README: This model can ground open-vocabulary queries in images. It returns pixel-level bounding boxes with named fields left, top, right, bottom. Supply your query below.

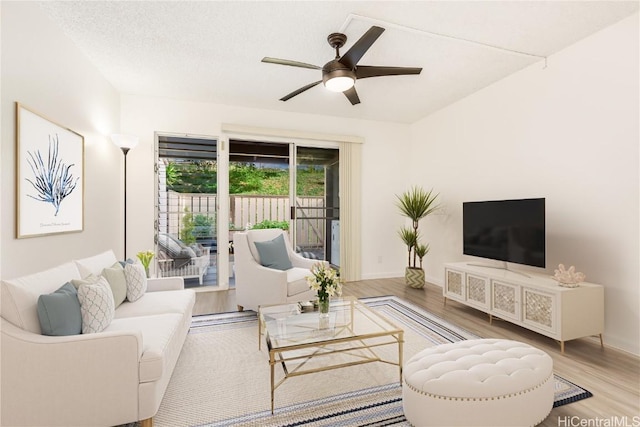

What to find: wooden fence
left=159, top=192, right=325, bottom=249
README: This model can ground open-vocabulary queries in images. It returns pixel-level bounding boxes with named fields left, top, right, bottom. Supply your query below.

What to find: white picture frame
left=16, top=103, right=84, bottom=238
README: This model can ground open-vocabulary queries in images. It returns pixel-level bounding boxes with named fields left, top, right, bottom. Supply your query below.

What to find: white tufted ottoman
left=402, top=339, right=554, bottom=427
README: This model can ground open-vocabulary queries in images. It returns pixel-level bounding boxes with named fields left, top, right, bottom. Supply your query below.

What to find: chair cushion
left=158, top=233, right=194, bottom=268
left=253, top=234, right=293, bottom=271
left=37, top=282, right=82, bottom=336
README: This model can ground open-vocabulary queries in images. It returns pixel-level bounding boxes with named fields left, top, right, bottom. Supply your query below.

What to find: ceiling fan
left=262, top=26, right=422, bottom=105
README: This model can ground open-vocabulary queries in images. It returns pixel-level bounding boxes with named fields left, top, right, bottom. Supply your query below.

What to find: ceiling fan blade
left=356, top=66, right=422, bottom=79
left=262, top=57, right=321, bottom=70
left=343, top=86, right=360, bottom=105
left=339, top=26, right=385, bottom=69
left=280, top=80, right=322, bottom=101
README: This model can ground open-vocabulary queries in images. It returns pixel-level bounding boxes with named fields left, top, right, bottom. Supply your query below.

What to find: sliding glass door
left=156, top=134, right=219, bottom=288
left=228, top=139, right=290, bottom=239
left=228, top=140, right=339, bottom=266
left=293, top=146, right=340, bottom=266
left=155, top=135, right=340, bottom=290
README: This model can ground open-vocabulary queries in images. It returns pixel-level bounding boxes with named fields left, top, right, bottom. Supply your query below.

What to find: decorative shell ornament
left=553, top=264, right=586, bottom=288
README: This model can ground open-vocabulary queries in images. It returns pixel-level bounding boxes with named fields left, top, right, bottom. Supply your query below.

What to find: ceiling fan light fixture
left=322, top=65, right=356, bottom=92
left=265, top=26, right=420, bottom=104
left=324, top=75, right=355, bottom=92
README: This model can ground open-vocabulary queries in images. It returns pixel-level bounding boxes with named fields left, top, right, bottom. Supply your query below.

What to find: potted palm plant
left=397, top=186, right=440, bottom=288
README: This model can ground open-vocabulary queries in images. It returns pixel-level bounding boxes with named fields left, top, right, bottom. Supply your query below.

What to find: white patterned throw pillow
left=77, top=276, right=115, bottom=334
left=124, top=262, right=147, bottom=302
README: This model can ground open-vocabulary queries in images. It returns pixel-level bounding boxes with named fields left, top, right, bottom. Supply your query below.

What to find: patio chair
left=233, top=228, right=327, bottom=311
left=157, top=233, right=211, bottom=285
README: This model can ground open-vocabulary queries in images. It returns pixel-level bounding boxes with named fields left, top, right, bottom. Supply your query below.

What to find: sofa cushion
left=77, top=276, right=115, bottom=334
left=114, top=289, right=196, bottom=319
left=253, top=234, right=293, bottom=271
left=75, top=250, right=118, bottom=278
left=105, top=313, right=185, bottom=383
left=1, top=261, right=82, bottom=334
left=37, top=282, right=82, bottom=336
left=124, top=263, right=148, bottom=302
left=286, top=267, right=313, bottom=296
left=101, top=262, right=128, bottom=308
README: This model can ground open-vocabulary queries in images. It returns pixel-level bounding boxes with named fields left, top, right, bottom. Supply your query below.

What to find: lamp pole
left=110, top=134, right=139, bottom=260
left=121, top=147, right=130, bottom=259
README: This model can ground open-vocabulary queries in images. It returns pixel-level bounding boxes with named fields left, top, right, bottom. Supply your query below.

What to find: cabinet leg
left=489, top=314, right=493, bottom=325
left=560, top=341, right=565, bottom=354
left=443, top=296, right=447, bottom=306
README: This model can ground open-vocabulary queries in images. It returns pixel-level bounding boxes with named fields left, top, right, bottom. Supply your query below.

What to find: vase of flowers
left=318, top=298, right=330, bottom=316
left=137, top=250, right=155, bottom=278
left=306, top=262, right=342, bottom=319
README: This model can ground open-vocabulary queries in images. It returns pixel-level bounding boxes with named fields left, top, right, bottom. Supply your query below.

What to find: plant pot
left=405, top=267, right=425, bottom=289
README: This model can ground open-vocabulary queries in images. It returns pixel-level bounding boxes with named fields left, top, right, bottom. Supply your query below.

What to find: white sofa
left=233, top=229, right=327, bottom=311
left=0, top=250, right=196, bottom=427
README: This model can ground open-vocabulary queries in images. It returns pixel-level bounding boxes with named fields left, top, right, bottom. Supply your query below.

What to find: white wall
left=120, top=95, right=411, bottom=280
left=0, top=2, right=121, bottom=278
left=410, top=14, right=639, bottom=355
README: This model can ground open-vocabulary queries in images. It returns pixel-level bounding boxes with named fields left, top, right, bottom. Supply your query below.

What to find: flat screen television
left=463, top=198, right=545, bottom=268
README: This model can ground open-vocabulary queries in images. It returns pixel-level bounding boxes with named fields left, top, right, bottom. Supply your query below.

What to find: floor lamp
left=110, top=134, right=139, bottom=259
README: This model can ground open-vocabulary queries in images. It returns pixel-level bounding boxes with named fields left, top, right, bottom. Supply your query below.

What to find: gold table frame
left=258, top=297, right=404, bottom=414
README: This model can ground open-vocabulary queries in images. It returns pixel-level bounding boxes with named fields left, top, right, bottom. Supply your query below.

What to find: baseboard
left=359, top=272, right=444, bottom=287
left=426, top=274, right=444, bottom=287
left=360, top=271, right=405, bottom=280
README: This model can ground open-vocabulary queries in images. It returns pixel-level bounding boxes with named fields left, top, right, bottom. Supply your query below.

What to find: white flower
left=306, top=262, right=342, bottom=300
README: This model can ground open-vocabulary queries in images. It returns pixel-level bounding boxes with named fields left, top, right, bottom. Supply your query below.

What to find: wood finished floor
left=194, top=278, right=640, bottom=426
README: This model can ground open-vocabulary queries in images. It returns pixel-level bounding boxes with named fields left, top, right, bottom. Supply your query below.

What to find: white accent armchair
left=233, top=229, right=328, bottom=311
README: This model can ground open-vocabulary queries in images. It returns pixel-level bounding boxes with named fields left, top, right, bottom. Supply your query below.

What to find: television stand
left=444, top=262, right=604, bottom=353
left=466, top=261, right=532, bottom=278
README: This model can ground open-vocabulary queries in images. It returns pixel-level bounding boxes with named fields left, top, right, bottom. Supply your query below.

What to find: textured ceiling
left=39, top=1, right=638, bottom=124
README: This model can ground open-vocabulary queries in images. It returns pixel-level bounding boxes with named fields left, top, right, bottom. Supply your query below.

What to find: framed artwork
left=16, top=103, right=84, bottom=238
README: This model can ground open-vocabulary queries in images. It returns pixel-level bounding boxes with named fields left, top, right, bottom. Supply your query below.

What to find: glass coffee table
left=258, top=296, right=404, bottom=413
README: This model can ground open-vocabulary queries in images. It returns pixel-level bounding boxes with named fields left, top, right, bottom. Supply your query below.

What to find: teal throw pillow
left=118, top=258, right=135, bottom=268
left=37, top=282, right=82, bottom=336
left=253, top=234, right=293, bottom=271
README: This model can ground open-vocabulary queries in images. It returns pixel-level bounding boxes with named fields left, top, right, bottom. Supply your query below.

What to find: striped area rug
left=151, top=296, right=591, bottom=427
